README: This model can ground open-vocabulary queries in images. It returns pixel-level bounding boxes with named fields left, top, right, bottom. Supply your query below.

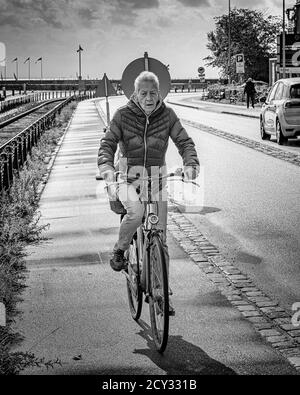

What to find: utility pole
left=283, top=0, right=286, bottom=78
left=228, top=0, right=231, bottom=84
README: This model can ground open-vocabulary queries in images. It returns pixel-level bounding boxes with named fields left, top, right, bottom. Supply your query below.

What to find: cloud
left=176, top=0, right=211, bottom=7
left=0, top=0, right=162, bottom=30
left=116, top=0, right=159, bottom=9
left=0, top=0, right=67, bottom=28
left=156, top=16, right=173, bottom=28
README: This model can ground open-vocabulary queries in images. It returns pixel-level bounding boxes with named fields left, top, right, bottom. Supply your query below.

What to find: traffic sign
left=199, top=77, right=205, bottom=83
left=96, top=74, right=116, bottom=97
left=96, top=73, right=117, bottom=126
left=121, top=52, right=171, bottom=99
left=198, top=66, right=205, bottom=75
left=236, top=53, right=245, bottom=73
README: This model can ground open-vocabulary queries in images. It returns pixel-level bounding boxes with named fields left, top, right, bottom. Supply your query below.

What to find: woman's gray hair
left=134, top=71, right=159, bottom=92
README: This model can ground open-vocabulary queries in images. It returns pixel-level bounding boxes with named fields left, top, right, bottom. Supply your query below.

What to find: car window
left=290, top=84, right=300, bottom=99
left=267, top=83, right=278, bottom=102
left=274, top=83, right=284, bottom=100
left=282, top=84, right=289, bottom=99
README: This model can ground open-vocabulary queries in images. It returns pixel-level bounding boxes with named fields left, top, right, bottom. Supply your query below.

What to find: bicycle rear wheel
left=148, top=234, right=169, bottom=353
left=126, top=237, right=143, bottom=321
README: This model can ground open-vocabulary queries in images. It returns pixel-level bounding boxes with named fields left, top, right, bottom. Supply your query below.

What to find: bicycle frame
left=137, top=198, right=163, bottom=299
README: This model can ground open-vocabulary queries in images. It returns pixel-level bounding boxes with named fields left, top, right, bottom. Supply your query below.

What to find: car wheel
left=260, top=119, right=270, bottom=140
left=276, top=120, right=287, bottom=145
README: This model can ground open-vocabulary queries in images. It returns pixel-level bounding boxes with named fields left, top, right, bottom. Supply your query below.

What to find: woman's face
left=136, top=80, right=159, bottom=115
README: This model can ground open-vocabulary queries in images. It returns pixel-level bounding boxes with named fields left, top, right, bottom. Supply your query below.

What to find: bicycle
left=105, top=169, right=199, bottom=353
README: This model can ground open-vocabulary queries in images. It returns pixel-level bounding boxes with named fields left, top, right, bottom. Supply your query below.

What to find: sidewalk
left=14, top=98, right=297, bottom=375
left=167, top=95, right=261, bottom=119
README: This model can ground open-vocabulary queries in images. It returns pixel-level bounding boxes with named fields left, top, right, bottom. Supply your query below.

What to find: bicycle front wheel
left=126, top=238, right=143, bottom=321
left=148, top=234, right=169, bottom=353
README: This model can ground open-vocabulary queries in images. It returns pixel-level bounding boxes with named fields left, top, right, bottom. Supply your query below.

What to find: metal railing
left=0, top=90, right=96, bottom=113
left=0, top=92, right=94, bottom=192
left=0, top=93, right=42, bottom=113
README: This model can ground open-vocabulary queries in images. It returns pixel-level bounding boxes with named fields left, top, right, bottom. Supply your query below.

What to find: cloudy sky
left=0, top=0, right=291, bottom=80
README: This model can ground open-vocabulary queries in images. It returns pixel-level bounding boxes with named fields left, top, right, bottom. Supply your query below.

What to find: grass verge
left=0, top=100, right=77, bottom=374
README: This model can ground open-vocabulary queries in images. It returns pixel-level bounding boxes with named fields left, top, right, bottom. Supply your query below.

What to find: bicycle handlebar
left=106, top=170, right=200, bottom=188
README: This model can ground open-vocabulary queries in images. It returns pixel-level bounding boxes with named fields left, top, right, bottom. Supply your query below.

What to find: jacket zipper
left=143, top=116, right=149, bottom=170
left=140, top=116, right=149, bottom=197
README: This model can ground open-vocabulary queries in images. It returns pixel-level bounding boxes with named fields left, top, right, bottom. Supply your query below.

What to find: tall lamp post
left=228, top=0, right=231, bottom=84
left=77, top=45, right=83, bottom=80
left=283, top=0, right=286, bottom=78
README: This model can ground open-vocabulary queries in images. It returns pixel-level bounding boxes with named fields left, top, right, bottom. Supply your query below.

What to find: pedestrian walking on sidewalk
left=244, top=78, right=256, bottom=109
left=97, top=71, right=200, bottom=313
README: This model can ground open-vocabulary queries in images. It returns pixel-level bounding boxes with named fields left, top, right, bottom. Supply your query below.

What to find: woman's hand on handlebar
left=184, top=166, right=199, bottom=181
left=103, top=170, right=115, bottom=184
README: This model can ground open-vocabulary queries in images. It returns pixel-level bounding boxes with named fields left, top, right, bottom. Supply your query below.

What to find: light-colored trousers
left=115, top=182, right=169, bottom=266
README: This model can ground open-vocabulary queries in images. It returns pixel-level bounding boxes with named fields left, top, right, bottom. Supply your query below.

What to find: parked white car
left=260, top=78, right=300, bottom=145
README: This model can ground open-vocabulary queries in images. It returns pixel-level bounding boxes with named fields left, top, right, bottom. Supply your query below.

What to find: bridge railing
left=0, top=93, right=94, bottom=192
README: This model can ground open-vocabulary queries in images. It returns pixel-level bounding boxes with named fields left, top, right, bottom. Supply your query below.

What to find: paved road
left=167, top=94, right=300, bottom=155
left=102, top=95, right=300, bottom=312
left=15, top=99, right=296, bottom=375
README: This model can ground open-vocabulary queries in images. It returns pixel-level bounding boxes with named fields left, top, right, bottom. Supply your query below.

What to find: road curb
left=221, top=110, right=259, bottom=119
left=181, top=118, right=300, bottom=167
left=167, top=100, right=260, bottom=119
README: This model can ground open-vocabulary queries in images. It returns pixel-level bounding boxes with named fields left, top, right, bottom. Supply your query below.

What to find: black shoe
left=110, top=249, right=127, bottom=272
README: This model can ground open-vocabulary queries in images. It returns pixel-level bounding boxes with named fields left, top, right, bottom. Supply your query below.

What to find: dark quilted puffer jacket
left=97, top=97, right=199, bottom=176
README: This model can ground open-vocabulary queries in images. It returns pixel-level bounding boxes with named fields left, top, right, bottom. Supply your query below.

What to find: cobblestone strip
left=167, top=207, right=300, bottom=372
left=179, top=118, right=300, bottom=168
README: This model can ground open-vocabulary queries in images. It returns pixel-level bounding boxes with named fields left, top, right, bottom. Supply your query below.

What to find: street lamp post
left=283, top=0, right=286, bottom=78
left=77, top=45, right=83, bottom=80
left=228, top=0, right=231, bottom=84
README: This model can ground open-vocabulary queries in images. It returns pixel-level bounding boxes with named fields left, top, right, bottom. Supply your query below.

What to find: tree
left=204, top=8, right=282, bottom=82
